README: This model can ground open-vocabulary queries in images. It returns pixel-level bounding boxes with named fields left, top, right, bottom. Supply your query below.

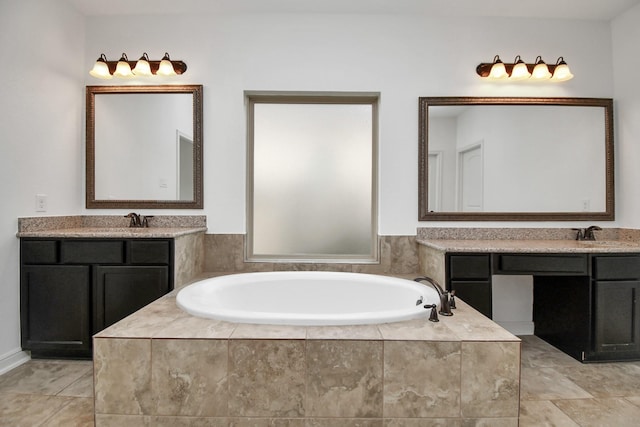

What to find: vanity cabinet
left=446, top=254, right=492, bottom=318
left=440, top=249, right=640, bottom=362
left=20, top=238, right=173, bottom=358
left=591, top=255, right=640, bottom=361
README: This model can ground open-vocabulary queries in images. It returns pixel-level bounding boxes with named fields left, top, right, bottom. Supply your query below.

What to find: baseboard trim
left=0, top=348, right=30, bottom=375
left=495, top=321, right=534, bottom=336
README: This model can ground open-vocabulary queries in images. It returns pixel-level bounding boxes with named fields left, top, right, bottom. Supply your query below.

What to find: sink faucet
left=125, top=212, right=151, bottom=228
left=414, top=276, right=454, bottom=317
left=584, top=225, right=602, bottom=241
left=572, top=226, right=602, bottom=241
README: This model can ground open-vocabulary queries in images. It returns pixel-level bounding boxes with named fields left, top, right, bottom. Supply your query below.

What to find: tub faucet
left=414, top=276, right=453, bottom=317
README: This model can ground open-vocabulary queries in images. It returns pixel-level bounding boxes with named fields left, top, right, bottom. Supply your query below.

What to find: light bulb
left=531, top=56, right=551, bottom=80
left=132, top=53, right=152, bottom=76
left=157, top=52, right=177, bottom=76
left=89, top=54, right=112, bottom=79
left=113, top=53, right=134, bottom=78
left=509, top=56, right=531, bottom=81
left=550, top=57, right=574, bottom=82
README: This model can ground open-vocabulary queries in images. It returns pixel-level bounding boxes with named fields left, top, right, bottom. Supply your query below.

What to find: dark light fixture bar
left=476, top=55, right=573, bottom=82
left=89, top=52, right=187, bottom=79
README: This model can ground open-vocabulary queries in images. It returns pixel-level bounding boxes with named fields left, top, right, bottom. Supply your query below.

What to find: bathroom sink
left=81, top=227, right=155, bottom=234
left=576, top=240, right=638, bottom=247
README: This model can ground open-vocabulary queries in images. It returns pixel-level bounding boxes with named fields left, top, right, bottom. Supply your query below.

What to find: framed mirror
left=419, top=97, right=614, bottom=221
left=86, top=85, right=203, bottom=209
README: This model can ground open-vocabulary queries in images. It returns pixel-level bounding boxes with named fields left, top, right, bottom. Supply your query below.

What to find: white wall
left=613, top=3, right=640, bottom=227
left=82, top=12, right=615, bottom=234
left=1, top=1, right=634, bottom=366
left=0, top=0, right=85, bottom=370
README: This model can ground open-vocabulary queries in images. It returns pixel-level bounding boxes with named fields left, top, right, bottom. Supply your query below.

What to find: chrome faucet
left=414, top=276, right=454, bottom=317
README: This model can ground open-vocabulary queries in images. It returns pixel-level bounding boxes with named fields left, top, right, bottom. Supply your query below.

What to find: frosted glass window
left=247, top=95, right=378, bottom=262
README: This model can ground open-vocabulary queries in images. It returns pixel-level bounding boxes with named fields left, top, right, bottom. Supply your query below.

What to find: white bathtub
left=176, top=271, right=441, bottom=326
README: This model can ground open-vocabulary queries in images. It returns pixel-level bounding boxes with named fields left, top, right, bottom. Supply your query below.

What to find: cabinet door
left=450, top=281, right=492, bottom=318
left=95, top=266, right=169, bottom=331
left=447, top=254, right=492, bottom=318
left=21, top=265, right=91, bottom=357
left=594, top=280, right=640, bottom=356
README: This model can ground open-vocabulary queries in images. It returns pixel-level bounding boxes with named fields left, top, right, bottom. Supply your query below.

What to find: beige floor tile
left=0, top=392, right=75, bottom=427
left=553, top=397, right=640, bottom=427
left=626, top=395, right=640, bottom=408
left=58, top=370, right=94, bottom=398
left=0, top=360, right=92, bottom=395
left=555, top=361, right=640, bottom=398
left=520, top=367, right=593, bottom=400
left=519, top=335, right=582, bottom=368
left=44, top=397, right=95, bottom=426
left=519, top=400, right=580, bottom=426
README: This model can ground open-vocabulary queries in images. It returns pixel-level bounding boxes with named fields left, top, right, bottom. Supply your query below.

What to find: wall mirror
left=86, top=85, right=203, bottom=209
left=419, top=97, right=614, bottom=221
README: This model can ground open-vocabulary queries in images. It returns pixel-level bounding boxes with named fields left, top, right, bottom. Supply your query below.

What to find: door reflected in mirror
left=86, top=85, right=203, bottom=209
left=419, top=97, right=614, bottom=221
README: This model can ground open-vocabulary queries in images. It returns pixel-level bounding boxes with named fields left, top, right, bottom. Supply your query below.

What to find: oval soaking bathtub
left=176, top=271, right=440, bottom=326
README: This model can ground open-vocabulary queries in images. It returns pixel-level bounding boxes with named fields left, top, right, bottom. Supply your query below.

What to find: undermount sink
left=83, top=227, right=154, bottom=233
left=576, top=240, right=638, bottom=247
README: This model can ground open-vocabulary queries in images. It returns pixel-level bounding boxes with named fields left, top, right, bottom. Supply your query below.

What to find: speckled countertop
left=16, top=215, right=206, bottom=238
left=416, top=227, right=640, bottom=253
left=17, top=227, right=206, bottom=238
left=416, top=238, right=640, bottom=253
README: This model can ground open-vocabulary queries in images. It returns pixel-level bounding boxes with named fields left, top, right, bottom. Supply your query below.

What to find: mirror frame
left=86, top=84, right=203, bottom=209
left=418, top=96, right=614, bottom=221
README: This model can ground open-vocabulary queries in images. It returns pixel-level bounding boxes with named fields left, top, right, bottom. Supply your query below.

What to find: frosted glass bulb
left=488, top=62, right=508, bottom=80
left=133, top=59, right=152, bottom=76
left=551, top=63, right=574, bottom=82
left=510, top=62, right=531, bottom=81
left=157, top=59, right=177, bottom=76
left=531, top=63, right=551, bottom=80
left=89, top=60, right=112, bottom=79
left=114, top=59, right=134, bottom=78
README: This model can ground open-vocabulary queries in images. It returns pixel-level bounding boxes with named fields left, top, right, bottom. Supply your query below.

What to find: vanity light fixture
left=88, top=52, right=187, bottom=79
left=476, top=55, right=574, bottom=82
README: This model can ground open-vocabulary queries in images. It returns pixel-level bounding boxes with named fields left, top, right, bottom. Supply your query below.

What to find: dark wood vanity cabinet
left=444, top=251, right=640, bottom=362
left=20, top=238, right=173, bottom=358
left=446, top=254, right=492, bottom=318
left=590, top=255, right=640, bottom=360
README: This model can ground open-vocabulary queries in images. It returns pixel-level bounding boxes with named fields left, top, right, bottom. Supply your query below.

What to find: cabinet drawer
left=449, top=255, right=491, bottom=280
left=130, top=240, right=170, bottom=264
left=593, top=256, right=640, bottom=280
left=22, top=240, right=58, bottom=264
left=61, top=240, right=124, bottom=264
left=495, top=254, right=588, bottom=275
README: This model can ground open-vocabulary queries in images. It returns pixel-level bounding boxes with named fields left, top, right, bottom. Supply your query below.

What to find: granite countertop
left=16, top=215, right=207, bottom=238
left=16, top=226, right=207, bottom=239
left=417, top=238, right=640, bottom=253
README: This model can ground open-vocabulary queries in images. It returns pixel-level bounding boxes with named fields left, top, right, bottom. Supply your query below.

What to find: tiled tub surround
left=93, top=282, right=521, bottom=426
left=17, top=215, right=207, bottom=289
left=204, top=234, right=420, bottom=274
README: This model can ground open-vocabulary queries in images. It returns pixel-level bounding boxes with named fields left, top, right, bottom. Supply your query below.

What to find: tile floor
left=1, top=335, right=639, bottom=426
